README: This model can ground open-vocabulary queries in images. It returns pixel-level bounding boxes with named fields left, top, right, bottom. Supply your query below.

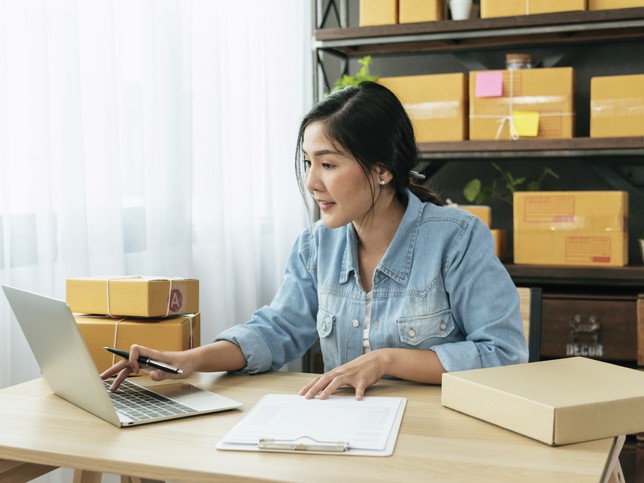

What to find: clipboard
left=216, top=393, right=407, bottom=456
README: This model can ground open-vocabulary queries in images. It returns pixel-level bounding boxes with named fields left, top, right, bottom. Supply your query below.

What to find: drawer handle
left=569, top=315, right=601, bottom=344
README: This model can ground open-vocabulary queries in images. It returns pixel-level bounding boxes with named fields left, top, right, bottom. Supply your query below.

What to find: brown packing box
left=513, top=191, right=628, bottom=267
left=590, top=74, right=644, bottom=138
left=379, top=73, right=467, bottom=142
left=66, top=277, right=199, bottom=317
left=457, top=205, right=491, bottom=226
left=359, top=0, right=398, bottom=26
left=480, top=0, right=586, bottom=18
left=589, top=0, right=644, bottom=9
left=491, top=229, right=508, bottom=260
left=469, top=67, right=575, bottom=140
left=399, top=0, right=443, bottom=23
left=76, top=313, right=200, bottom=374
left=442, top=357, right=644, bottom=445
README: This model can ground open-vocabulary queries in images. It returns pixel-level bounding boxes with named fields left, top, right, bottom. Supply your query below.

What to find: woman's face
left=302, top=121, right=378, bottom=229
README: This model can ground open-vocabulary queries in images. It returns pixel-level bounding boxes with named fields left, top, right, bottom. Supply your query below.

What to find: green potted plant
left=463, top=162, right=559, bottom=205
left=331, top=55, right=379, bottom=93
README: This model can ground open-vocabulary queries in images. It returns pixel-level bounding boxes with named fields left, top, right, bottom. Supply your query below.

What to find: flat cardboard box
left=589, top=0, right=644, bottom=9
left=399, top=0, right=443, bottom=23
left=66, top=277, right=199, bottom=317
left=442, top=357, right=644, bottom=445
left=359, top=0, right=398, bottom=26
left=480, top=0, right=586, bottom=18
left=590, top=74, right=644, bottom=138
left=513, top=191, right=628, bottom=267
left=379, top=73, right=467, bottom=142
left=469, top=67, right=575, bottom=140
left=76, top=313, right=200, bottom=374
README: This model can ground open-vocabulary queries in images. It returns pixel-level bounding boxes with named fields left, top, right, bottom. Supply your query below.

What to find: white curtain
left=0, top=0, right=312, bottom=400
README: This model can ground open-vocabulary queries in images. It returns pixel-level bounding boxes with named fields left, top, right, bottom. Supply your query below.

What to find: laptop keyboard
left=104, top=379, right=195, bottom=421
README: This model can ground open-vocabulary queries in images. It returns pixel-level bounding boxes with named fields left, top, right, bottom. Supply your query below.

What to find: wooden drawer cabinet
left=540, top=294, right=638, bottom=362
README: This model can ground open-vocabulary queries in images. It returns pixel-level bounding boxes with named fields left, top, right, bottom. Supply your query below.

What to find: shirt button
left=352, top=319, right=360, bottom=328
left=408, top=328, right=416, bottom=338
left=322, top=322, right=327, bottom=331
left=439, top=322, right=447, bottom=331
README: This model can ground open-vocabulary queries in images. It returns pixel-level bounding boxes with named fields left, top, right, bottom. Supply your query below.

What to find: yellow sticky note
left=512, top=111, right=540, bottom=137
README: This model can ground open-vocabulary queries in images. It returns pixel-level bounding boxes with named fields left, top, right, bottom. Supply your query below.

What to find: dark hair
left=294, top=81, right=443, bottom=217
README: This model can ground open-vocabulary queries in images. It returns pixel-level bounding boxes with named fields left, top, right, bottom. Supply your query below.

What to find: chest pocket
left=397, top=309, right=453, bottom=346
left=317, top=309, right=335, bottom=338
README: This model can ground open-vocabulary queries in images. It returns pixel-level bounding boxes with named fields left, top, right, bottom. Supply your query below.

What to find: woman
left=102, top=82, right=528, bottom=399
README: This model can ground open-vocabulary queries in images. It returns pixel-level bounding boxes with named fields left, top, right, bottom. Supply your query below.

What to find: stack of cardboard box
left=66, top=277, right=200, bottom=373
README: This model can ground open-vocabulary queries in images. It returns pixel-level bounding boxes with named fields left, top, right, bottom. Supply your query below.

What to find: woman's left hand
left=298, top=351, right=386, bottom=401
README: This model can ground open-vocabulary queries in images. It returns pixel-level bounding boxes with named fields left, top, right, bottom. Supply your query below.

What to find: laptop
left=2, top=285, right=242, bottom=427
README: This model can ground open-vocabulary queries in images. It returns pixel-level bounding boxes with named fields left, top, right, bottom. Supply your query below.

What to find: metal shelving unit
left=311, top=1, right=644, bottom=268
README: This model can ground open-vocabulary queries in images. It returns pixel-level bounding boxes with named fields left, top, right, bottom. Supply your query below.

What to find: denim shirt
left=216, top=190, right=528, bottom=374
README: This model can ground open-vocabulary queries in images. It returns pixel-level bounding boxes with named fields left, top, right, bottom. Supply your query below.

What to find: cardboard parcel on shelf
left=480, top=0, right=586, bottom=18
left=76, top=313, right=200, bottom=374
left=590, top=73, right=644, bottom=138
left=399, top=0, right=444, bottom=23
left=589, top=0, right=644, bottom=9
left=442, top=357, right=644, bottom=446
left=359, top=0, right=398, bottom=26
left=469, top=67, right=574, bottom=140
left=513, top=191, right=628, bottom=267
left=66, top=277, right=199, bottom=318
left=379, top=73, right=468, bottom=142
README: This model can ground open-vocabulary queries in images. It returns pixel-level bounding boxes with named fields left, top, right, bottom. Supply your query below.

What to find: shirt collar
left=339, top=189, right=424, bottom=287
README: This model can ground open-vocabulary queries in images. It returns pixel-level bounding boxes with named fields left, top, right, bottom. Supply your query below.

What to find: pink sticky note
left=475, top=71, right=503, bottom=98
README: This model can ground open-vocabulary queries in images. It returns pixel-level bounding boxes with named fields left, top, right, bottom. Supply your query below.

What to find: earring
left=379, top=179, right=385, bottom=186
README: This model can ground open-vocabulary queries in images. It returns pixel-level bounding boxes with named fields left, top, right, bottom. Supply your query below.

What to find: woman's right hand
left=100, top=344, right=193, bottom=392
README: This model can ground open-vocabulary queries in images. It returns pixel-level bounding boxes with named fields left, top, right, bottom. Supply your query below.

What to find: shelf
left=505, top=263, right=644, bottom=289
left=315, top=8, right=644, bottom=56
left=417, top=137, right=644, bottom=159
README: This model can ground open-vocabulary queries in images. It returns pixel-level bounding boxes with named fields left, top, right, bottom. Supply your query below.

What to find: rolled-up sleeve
left=215, top=228, right=320, bottom=374
left=433, top=217, right=529, bottom=372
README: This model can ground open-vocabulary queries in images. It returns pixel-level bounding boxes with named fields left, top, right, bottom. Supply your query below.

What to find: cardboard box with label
left=66, top=277, right=199, bottom=318
left=589, top=0, right=644, bottom=9
left=442, top=357, right=644, bottom=445
left=379, top=73, right=468, bottom=142
left=359, top=0, right=398, bottom=26
left=469, top=67, right=575, bottom=140
left=590, top=73, right=644, bottom=138
left=480, top=0, right=586, bottom=18
left=513, top=191, right=628, bottom=267
left=399, top=0, right=443, bottom=23
left=76, top=313, right=200, bottom=374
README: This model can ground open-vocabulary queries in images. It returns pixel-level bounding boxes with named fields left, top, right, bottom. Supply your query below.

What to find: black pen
left=104, top=347, right=183, bottom=375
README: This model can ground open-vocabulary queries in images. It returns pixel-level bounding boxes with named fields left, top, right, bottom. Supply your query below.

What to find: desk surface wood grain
left=0, top=371, right=614, bottom=482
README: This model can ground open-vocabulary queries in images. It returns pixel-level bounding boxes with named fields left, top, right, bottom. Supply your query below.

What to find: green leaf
left=463, top=179, right=482, bottom=202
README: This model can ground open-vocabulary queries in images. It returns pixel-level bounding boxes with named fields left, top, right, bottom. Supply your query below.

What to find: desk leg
left=73, top=469, right=102, bottom=483
left=0, top=459, right=58, bottom=482
left=602, top=435, right=626, bottom=483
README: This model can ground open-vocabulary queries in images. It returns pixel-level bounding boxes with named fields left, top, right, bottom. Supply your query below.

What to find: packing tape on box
left=403, top=100, right=461, bottom=120
left=591, top=98, right=644, bottom=117
left=104, top=276, right=186, bottom=318
left=108, top=313, right=197, bottom=367
left=470, top=70, right=574, bottom=140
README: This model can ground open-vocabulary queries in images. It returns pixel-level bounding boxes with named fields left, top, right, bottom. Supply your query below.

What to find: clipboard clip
left=258, top=436, right=350, bottom=453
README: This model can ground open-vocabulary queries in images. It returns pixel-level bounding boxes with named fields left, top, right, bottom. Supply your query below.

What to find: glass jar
left=505, top=53, right=534, bottom=70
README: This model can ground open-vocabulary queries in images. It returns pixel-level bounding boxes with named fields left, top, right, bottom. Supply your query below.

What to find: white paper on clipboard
left=216, top=393, right=407, bottom=456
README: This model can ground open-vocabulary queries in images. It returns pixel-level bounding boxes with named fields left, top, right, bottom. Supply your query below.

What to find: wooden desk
left=0, top=371, right=621, bottom=482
